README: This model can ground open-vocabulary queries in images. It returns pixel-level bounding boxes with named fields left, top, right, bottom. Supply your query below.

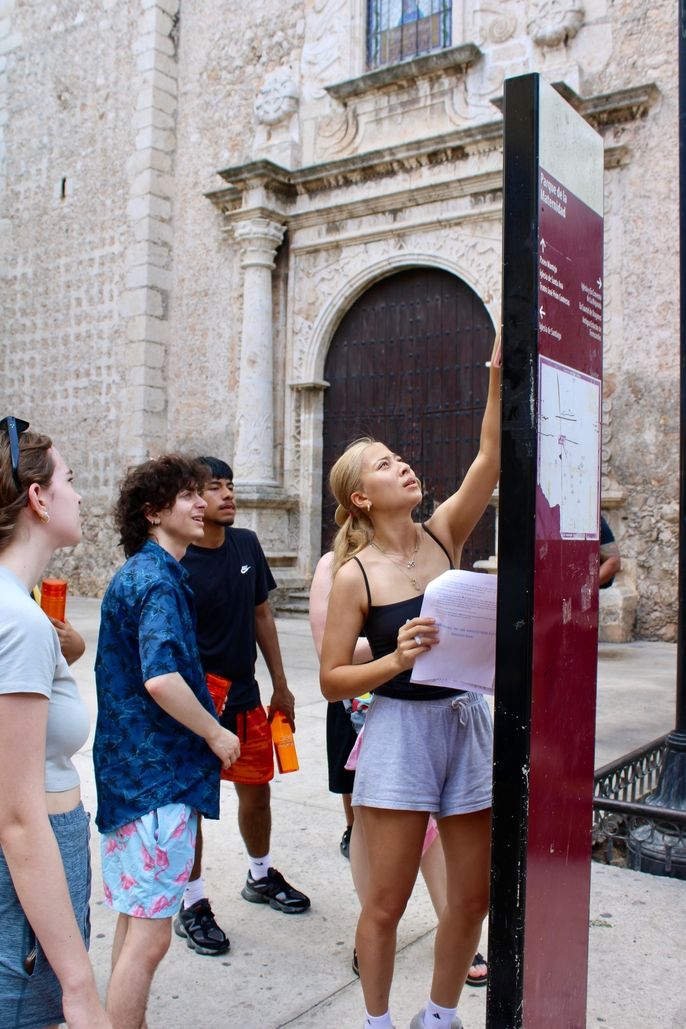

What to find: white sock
left=364, top=1012, right=394, bottom=1028
left=183, top=876, right=205, bottom=908
left=249, top=853, right=271, bottom=881
left=423, top=999, right=458, bottom=1027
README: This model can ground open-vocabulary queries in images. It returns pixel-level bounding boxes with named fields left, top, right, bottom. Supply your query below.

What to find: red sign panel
left=524, top=165, right=603, bottom=1027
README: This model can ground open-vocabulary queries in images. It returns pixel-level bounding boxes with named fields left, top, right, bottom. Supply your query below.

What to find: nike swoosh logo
left=241, top=565, right=251, bottom=574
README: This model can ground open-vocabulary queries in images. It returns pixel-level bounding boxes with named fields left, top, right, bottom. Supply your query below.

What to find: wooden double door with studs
left=321, top=267, right=496, bottom=570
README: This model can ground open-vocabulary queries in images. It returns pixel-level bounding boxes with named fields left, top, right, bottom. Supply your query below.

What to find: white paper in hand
left=410, top=570, right=497, bottom=695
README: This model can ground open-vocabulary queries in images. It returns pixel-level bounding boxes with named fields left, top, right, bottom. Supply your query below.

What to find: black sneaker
left=173, top=899, right=230, bottom=956
left=340, top=825, right=352, bottom=860
left=240, top=867, right=311, bottom=914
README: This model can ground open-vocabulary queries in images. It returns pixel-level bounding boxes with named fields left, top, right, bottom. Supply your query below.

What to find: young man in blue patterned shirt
left=93, top=454, right=240, bottom=1029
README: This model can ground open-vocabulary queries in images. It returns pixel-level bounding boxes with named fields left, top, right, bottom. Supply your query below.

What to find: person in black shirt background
left=599, top=515, right=621, bottom=589
left=173, top=457, right=310, bottom=958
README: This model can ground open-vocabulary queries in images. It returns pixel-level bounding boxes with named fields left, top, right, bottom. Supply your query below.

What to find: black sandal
left=466, top=951, right=488, bottom=987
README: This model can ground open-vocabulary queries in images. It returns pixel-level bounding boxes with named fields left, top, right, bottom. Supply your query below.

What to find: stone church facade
left=0, top=1, right=679, bottom=640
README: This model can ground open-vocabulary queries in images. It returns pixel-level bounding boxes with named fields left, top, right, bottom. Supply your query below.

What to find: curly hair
left=0, top=428, right=54, bottom=553
left=114, top=454, right=210, bottom=558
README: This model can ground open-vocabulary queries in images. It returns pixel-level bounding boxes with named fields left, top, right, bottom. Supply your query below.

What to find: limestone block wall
left=0, top=0, right=188, bottom=593
left=591, top=5, right=679, bottom=639
left=0, top=0, right=136, bottom=591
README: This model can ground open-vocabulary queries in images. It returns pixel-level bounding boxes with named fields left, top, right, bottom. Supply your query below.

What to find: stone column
left=233, top=218, right=286, bottom=487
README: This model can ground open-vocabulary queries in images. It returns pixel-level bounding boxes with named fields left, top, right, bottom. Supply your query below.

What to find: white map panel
left=537, top=356, right=601, bottom=540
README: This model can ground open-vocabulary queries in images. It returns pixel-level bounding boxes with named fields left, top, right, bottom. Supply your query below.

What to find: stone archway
left=320, top=265, right=495, bottom=570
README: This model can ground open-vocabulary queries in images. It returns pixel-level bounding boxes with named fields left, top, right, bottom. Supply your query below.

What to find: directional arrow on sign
left=541, top=238, right=547, bottom=252
left=539, top=306, right=545, bottom=319
left=597, top=277, right=602, bottom=290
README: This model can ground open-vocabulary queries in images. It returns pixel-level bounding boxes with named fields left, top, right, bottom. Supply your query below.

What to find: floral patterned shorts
left=100, top=803, right=197, bottom=919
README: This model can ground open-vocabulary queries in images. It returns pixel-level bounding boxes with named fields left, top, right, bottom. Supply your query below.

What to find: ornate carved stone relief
left=290, top=227, right=502, bottom=386
left=316, top=104, right=361, bottom=158
left=254, top=66, right=300, bottom=126
left=527, top=1, right=585, bottom=48
left=290, top=389, right=303, bottom=476
left=300, top=0, right=350, bottom=102
left=473, top=5, right=518, bottom=46
left=252, top=65, right=301, bottom=166
left=600, top=172, right=619, bottom=494
left=447, top=64, right=506, bottom=127
left=234, top=410, right=274, bottom=475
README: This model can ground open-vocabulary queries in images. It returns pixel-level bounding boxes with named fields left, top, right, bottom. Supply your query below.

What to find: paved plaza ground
left=68, top=598, right=686, bottom=1029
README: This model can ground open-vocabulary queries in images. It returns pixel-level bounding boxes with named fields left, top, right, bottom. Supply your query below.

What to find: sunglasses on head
left=0, top=416, right=30, bottom=492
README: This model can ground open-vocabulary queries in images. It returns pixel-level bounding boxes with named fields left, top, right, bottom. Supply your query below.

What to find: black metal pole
left=676, top=0, right=686, bottom=743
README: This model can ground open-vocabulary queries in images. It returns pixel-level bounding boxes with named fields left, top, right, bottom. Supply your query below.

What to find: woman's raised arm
left=427, top=328, right=502, bottom=559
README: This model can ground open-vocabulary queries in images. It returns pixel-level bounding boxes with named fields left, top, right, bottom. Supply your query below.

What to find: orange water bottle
left=205, top=672, right=231, bottom=715
left=270, top=711, right=299, bottom=773
left=40, top=579, right=67, bottom=621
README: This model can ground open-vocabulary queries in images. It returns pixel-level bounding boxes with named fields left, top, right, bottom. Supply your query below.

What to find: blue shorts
left=352, top=693, right=493, bottom=819
left=100, top=803, right=197, bottom=919
left=0, top=803, right=91, bottom=1029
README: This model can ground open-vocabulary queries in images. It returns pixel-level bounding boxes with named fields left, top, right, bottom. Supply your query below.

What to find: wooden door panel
left=322, top=268, right=495, bottom=568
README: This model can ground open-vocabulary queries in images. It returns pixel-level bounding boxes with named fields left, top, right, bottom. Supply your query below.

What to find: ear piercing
left=40, top=510, right=50, bottom=523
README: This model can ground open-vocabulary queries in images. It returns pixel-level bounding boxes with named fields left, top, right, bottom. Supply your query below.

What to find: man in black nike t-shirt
left=173, top=457, right=310, bottom=957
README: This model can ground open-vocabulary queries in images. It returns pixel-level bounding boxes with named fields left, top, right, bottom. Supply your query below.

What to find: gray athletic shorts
left=351, top=692, right=493, bottom=819
left=0, top=803, right=91, bottom=1029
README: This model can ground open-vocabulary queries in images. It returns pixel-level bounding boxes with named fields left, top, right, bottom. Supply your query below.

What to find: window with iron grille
left=367, top=1, right=452, bottom=70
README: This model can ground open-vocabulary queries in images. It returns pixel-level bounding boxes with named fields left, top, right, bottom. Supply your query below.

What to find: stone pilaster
left=288, top=380, right=329, bottom=575
left=233, top=217, right=286, bottom=487
left=121, top=0, right=179, bottom=463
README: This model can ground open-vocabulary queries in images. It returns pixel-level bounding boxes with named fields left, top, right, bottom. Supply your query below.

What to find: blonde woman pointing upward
left=320, top=330, right=501, bottom=1029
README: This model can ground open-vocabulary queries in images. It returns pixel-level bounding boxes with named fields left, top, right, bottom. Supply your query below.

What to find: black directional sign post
left=488, top=74, right=604, bottom=1029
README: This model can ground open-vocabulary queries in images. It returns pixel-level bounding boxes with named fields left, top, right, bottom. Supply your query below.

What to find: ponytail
left=331, top=507, right=372, bottom=576
left=328, top=437, right=376, bottom=575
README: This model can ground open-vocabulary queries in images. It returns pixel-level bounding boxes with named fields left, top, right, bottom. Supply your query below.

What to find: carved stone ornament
left=254, top=66, right=300, bottom=126
left=527, top=1, right=585, bottom=48
left=316, top=103, right=360, bottom=158
left=300, top=0, right=348, bottom=102
left=474, top=5, right=518, bottom=45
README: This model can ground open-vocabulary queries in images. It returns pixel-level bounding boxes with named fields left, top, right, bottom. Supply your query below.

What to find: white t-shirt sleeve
left=0, top=600, right=57, bottom=699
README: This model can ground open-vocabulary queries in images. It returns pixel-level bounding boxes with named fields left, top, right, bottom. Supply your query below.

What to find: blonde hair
left=329, top=437, right=377, bottom=575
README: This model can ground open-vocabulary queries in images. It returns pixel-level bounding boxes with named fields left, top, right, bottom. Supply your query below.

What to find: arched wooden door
left=321, top=267, right=495, bottom=570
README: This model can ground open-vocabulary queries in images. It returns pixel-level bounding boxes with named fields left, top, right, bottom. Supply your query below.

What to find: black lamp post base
left=627, top=733, right=686, bottom=879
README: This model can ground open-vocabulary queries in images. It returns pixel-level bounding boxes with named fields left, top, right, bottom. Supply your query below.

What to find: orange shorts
left=221, top=705, right=274, bottom=786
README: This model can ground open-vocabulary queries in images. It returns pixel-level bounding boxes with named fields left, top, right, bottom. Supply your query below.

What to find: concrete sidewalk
left=67, top=598, right=686, bottom=1029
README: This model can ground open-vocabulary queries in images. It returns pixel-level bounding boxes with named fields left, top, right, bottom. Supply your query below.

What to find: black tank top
left=353, top=525, right=465, bottom=702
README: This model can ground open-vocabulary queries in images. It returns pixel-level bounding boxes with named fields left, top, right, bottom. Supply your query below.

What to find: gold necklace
left=370, top=527, right=423, bottom=591
left=370, top=526, right=421, bottom=567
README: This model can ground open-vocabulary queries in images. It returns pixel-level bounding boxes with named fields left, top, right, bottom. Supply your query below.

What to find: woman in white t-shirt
left=0, top=416, right=109, bottom=1029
